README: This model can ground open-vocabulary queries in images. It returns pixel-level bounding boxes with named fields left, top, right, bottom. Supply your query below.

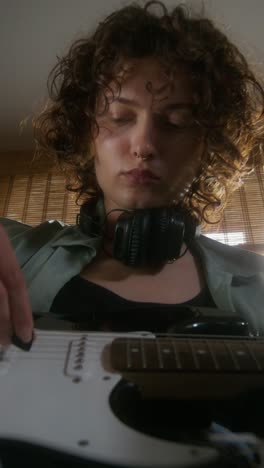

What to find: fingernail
left=11, top=331, right=34, bottom=351
left=19, top=328, right=33, bottom=343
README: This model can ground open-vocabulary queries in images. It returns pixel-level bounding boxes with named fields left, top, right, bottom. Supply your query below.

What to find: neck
left=102, top=209, right=121, bottom=255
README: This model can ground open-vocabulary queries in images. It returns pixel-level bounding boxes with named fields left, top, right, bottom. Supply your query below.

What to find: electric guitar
left=0, top=311, right=263, bottom=468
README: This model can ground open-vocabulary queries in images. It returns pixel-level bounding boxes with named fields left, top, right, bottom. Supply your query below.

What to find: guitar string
left=5, top=334, right=263, bottom=353
left=2, top=333, right=262, bottom=372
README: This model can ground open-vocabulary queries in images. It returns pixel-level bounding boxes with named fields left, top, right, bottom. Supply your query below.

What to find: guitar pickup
left=64, top=334, right=112, bottom=381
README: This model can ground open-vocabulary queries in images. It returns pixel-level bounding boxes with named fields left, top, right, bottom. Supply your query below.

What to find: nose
left=130, top=115, right=159, bottom=160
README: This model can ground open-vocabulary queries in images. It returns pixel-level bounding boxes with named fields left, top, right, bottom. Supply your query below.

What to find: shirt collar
left=50, top=197, right=105, bottom=249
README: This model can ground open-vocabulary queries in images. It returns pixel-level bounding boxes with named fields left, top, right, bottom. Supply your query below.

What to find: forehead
left=97, top=57, right=194, bottom=109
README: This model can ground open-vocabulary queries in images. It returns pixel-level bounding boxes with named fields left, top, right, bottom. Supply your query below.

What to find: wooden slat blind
left=0, top=151, right=263, bottom=255
left=0, top=151, right=80, bottom=226
left=205, top=163, right=264, bottom=255
left=0, top=173, right=79, bottom=226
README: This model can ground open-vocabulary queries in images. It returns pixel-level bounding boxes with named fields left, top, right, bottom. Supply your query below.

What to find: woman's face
left=93, top=57, right=205, bottom=213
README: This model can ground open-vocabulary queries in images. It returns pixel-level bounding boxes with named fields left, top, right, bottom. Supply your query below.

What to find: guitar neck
left=111, top=335, right=263, bottom=373
left=110, top=336, right=264, bottom=399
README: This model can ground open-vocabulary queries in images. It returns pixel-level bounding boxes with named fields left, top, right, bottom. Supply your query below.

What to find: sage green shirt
left=1, top=198, right=263, bottom=334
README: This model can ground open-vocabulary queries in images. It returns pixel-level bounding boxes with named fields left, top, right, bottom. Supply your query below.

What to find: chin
left=115, top=192, right=168, bottom=211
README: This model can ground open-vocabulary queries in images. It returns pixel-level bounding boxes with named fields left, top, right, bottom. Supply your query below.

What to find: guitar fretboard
left=110, top=337, right=264, bottom=373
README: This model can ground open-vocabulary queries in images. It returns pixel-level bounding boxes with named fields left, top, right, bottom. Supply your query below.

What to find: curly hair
left=32, top=0, right=264, bottom=228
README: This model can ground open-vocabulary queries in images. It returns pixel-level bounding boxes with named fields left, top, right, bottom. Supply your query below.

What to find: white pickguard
left=0, top=329, right=222, bottom=467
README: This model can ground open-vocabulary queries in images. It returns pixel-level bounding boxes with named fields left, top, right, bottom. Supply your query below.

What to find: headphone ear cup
left=158, top=208, right=169, bottom=234
left=112, top=204, right=198, bottom=267
left=154, top=208, right=168, bottom=262
left=128, top=215, right=142, bottom=266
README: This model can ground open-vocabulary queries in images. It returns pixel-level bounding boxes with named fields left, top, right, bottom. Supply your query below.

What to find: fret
left=207, top=340, right=236, bottom=371
left=245, top=342, right=262, bottom=370
left=156, top=340, right=164, bottom=369
left=143, top=339, right=160, bottom=369
left=140, top=338, right=147, bottom=369
left=126, top=339, right=131, bottom=369
left=224, top=342, right=240, bottom=370
left=174, top=339, right=196, bottom=370
left=109, top=338, right=127, bottom=369
left=249, top=342, right=264, bottom=369
left=171, top=338, right=182, bottom=369
left=157, top=339, right=176, bottom=369
left=206, top=340, right=219, bottom=370
left=129, top=340, right=144, bottom=369
left=188, top=339, right=200, bottom=370
left=229, top=341, right=259, bottom=371
left=192, top=340, right=216, bottom=370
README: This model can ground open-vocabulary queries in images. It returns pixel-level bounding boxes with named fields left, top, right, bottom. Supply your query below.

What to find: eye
left=110, top=116, right=133, bottom=125
left=112, top=118, right=129, bottom=123
left=157, top=114, right=195, bottom=131
left=157, top=117, right=185, bottom=130
left=167, top=121, right=183, bottom=129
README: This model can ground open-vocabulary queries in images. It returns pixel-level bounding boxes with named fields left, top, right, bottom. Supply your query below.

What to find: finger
left=0, top=281, right=12, bottom=346
left=8, top=279, right=34, bottom=342
left=0, top=226, right=33, bottom=341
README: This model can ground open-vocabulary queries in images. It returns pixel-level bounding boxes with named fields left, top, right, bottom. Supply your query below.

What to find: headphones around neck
left=77, top=201, right=200, bottom=268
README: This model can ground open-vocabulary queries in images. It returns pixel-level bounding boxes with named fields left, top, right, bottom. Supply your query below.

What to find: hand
left=0, top=225, right=33, bottom=347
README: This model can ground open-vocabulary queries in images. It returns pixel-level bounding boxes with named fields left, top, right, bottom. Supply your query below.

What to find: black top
left=50, top=273, right=217, bottom=333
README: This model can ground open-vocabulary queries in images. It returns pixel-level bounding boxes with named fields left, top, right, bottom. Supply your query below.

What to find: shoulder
left=0, top=217, right=103, bottom=260
left=0, top=217, right=69, bottom=249
left=194, top=234, right=264, bottom=275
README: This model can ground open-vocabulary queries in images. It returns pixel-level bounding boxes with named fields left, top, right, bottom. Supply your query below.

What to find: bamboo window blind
left=0, top=151, right=263, bottom=255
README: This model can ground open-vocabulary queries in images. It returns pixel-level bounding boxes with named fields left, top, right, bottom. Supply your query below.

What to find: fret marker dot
left=163, top=349, right=171, bottom=353
left=236, top=350, right=246, bottom=356
left=197, top=350, right=207, bottom=355
left=131, top=348, right=139, bottom=353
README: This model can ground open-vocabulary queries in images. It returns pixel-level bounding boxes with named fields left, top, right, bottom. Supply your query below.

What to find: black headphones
left=76, top=202, right=200, bottom=268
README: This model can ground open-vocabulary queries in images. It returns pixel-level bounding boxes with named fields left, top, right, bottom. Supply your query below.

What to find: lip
left=122, top=169, right=160, bottom=185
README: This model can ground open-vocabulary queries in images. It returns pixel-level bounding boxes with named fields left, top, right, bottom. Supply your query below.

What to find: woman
left=0, top=0, right=264, bottom=346
left=1, top=4, right=264, bottom=464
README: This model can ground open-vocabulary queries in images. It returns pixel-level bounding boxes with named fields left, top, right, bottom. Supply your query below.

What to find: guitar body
left=0, top=313, right=263, bottom=467
left=0, top=319, right=220, bottom=468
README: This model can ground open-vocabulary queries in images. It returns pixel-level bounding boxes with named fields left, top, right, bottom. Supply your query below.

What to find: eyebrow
left=113, top=97, right=194, bottom=111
